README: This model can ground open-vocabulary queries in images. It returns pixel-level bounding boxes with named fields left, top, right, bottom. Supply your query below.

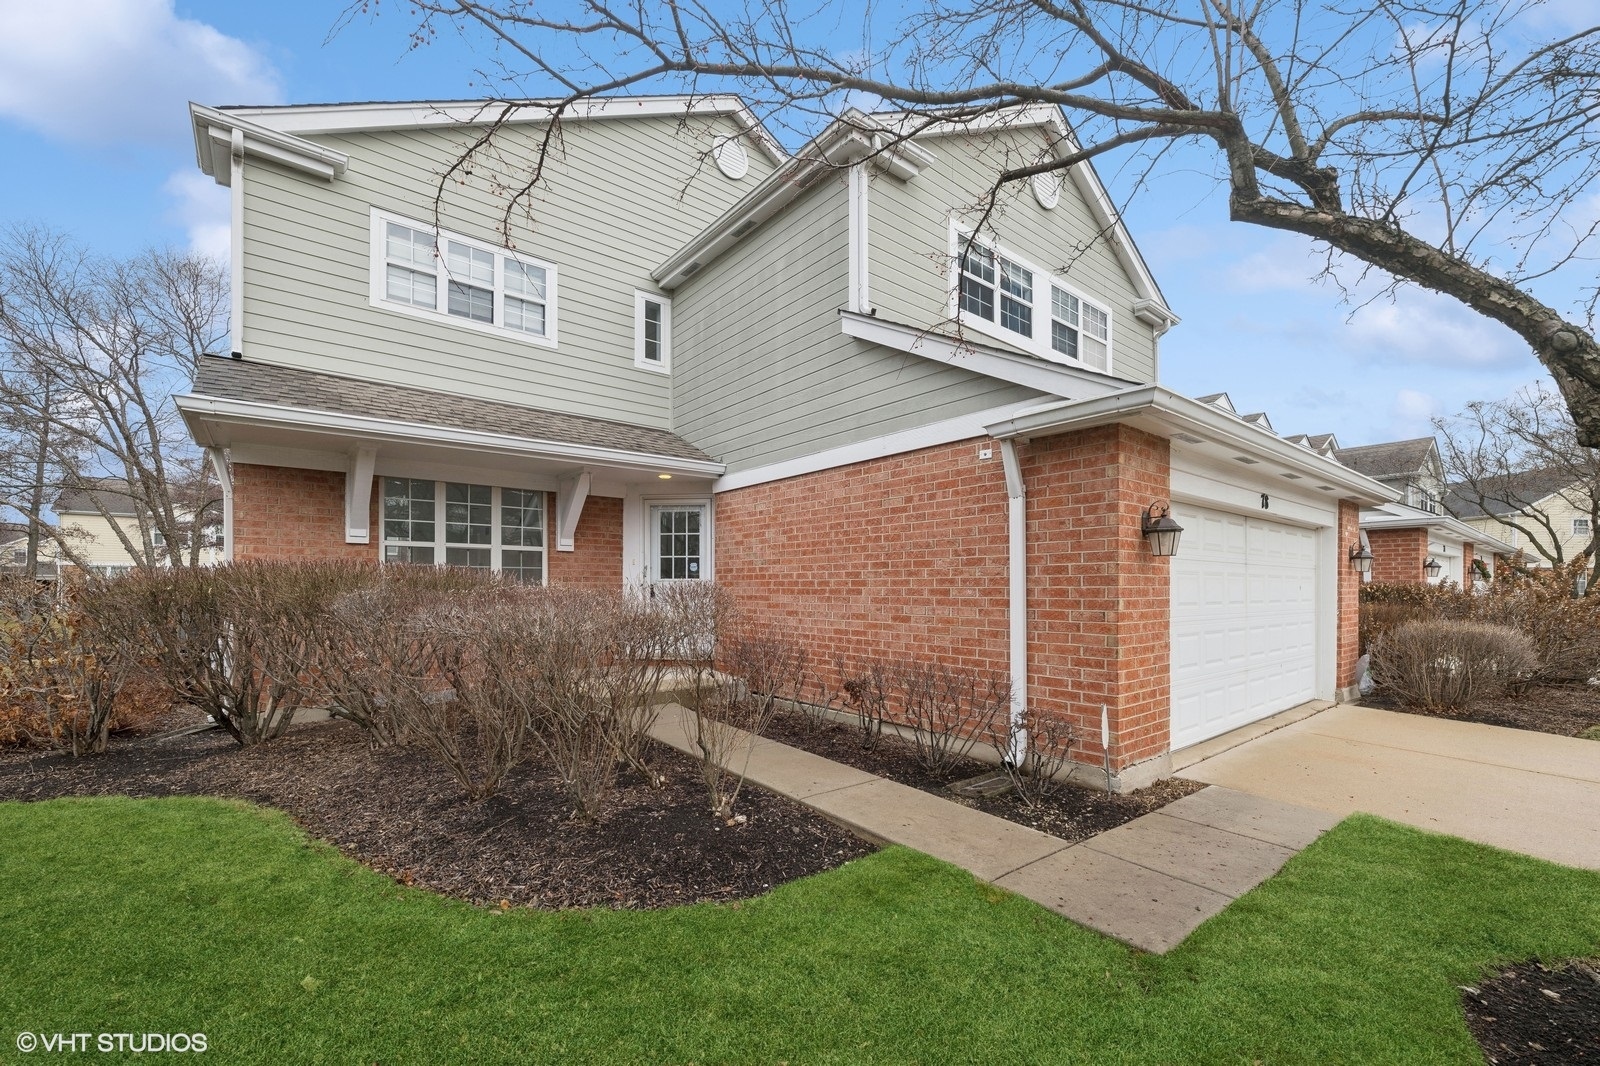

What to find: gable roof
left=186, top=356, right=716, bottom=465
left=1334, top=437, right=1437, bottom=480
left=1444, top=468, right=1587, bottom=519
left=191, top=95, right=785, bottom=188
left=54, top=480, right=140, bottom=517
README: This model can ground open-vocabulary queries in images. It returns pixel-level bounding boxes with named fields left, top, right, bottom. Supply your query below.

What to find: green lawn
left=2, top=798, right=1597, bottom=1064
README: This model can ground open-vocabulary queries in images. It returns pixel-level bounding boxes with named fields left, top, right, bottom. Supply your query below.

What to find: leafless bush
left=1370, top=620, right=1539, bottom=712
left=1474, top=563, right=1600, bottom=685
left=1003, top=708, right=1078, bottom=808
left=88, top=561, right=371, bottom=746
left=890, top=660, right=1009, bottom=777
left=840, top=659, right=890, bottom=749
left=394, top=586, right=535, bottom=804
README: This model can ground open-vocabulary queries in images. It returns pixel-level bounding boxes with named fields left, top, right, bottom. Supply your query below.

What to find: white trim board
left=714, top=399, right=1043, bottom=493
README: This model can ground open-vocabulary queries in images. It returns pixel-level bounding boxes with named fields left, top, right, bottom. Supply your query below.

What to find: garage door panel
left=1171, top=503, right=1321, bottom=749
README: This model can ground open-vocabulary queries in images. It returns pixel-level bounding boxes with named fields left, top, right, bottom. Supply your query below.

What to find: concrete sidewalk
left=649, top=705, right=1336, bottom=953
left=1179, top=704, right=1600, bottom=870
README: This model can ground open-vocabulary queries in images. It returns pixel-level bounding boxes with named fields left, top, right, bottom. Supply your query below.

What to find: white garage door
left=1170, top=505, right=1319, bottom=749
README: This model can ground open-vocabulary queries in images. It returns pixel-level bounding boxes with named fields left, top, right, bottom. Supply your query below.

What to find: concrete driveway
left=1177, top=704, right=1600, bottom=870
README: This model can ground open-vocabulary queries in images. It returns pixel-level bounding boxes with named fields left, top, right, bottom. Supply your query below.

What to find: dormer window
left=370, top=209, right=557, bottom=346
left=953, top=228, right=1113, bottom=374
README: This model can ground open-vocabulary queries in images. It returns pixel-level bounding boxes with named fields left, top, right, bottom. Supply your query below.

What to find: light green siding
left=671, top=171, right=1044, bottom=472
left=240, top=115, right=776, bottom=428
left=868, top=127, right=1160, bottom=384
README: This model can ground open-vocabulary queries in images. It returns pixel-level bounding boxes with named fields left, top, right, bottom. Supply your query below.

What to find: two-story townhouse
left=1313, top=436, right=1515, bottom=585
left=51, top=480, right=223, bottom=575
left=177, top=96, right=1394, bottom=790
left=1446, top=469, right=1598, bottom=571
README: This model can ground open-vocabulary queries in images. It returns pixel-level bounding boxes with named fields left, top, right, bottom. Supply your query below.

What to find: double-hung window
left=954, top=230, right=1114, bottom=374
left=1574, top=518, right=1591, bottom=538
left=371, top=209, right=557, bottom=345
left=382, top=478, right=546, bottom=582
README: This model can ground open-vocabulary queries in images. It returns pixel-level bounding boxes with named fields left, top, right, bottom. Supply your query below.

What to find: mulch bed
left=0, top=718, right=873, bottom=910
left=763, top=709, right=1205, bottom=842
left=1463, top=957, right=1600, bottom=1063
left=1366, top=685, right=1600, bottom=740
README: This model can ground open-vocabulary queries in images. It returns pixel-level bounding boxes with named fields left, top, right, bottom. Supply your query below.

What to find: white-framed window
left=381, top=477, right=547, bottom=582
left=952, top=227, right=1114, bottom=373
left=648, top=503, right=709, bottom=582
left=369, top=208, right=558, bottom=346
left=634, top=291, right=672, bottom=372
left=1574, top=517, right=1591, bottom=538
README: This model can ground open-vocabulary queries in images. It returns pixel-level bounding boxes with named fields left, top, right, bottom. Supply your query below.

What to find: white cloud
left=0, top=0, right=281, bottom=146
left=1223, top=236, right=1329, bottom=294
left=163, top=170, right=229, bottom=261
left=1345, top=288, right=1528, bottom=369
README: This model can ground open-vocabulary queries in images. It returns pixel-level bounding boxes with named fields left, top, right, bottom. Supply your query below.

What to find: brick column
left=1367, top=527, right=1429, bottom=584
left=1336, top=499, right=1361, bottom=690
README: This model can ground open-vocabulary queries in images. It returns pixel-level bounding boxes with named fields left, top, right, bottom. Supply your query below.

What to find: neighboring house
left=1308, top=436, right=1516, bottom=586
left=1445, top=469, right=1598, bottom=570
left=176, top=96, right=1395, bottom=789
left=53, top=480, right=221, bottom=576
left=0, top=531, right=58, bottom=583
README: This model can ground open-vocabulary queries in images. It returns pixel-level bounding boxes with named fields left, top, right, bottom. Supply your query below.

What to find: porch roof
left=179, top=357, right=721, bottom=477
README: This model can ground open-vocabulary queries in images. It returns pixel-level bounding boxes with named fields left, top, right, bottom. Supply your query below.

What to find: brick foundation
left=230, top=464, right=622, bottom=587
left=715, top=426, right=1172, bottom=772
left=1367, top=527, right=1429, bottom=584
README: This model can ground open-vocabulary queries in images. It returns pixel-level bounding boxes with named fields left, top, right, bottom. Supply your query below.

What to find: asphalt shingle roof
left=1334, top=437, right=1437, bottom=480
left=54, top=479, right=140, bottom=516
left=1444, top=468, right=1585, bottom=519
left=189, top=357, right=715, bottom=463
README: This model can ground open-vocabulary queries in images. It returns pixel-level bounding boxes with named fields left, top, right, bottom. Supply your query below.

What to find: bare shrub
left=582, top=591, right=675, bottom=789
left=1002, top=708, right=1078, bottom=808
left=840, top=659, right=890, bottom=749
left=890, top=660, right=1009, bottom=776
left=1359, top=582, right=1474, bottom=653
left=1474, top=562, right=1600, bottom=685
left=1370, top=620, right=1539, bottom=712
left=90, top=561, right=371, bottom=746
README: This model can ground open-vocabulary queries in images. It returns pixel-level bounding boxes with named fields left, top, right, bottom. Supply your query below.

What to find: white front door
left=649, top=504, right=707, bottom=582
left=1170, top=504, right=1319, bottom=748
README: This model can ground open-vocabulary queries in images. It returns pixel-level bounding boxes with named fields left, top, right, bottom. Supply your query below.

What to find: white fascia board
left=985, top=385, right=1400, bottom=505
left=175, top=393, right=725, bottom=479
left=655, top=114, right=935, bottom=289
left=221, top=95, right=789, bottom=163
left=839, top=310, right=1132, bottom=400
left=191, top=104, right=350, bottom=187
left=1359, top=504, right=1519, bottom=553
left=715, top=397, right=1045, bottom=493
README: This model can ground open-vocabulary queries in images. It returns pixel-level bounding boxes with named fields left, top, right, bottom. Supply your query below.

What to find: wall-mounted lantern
left=1141, top=500, right=1184, bottom=558
left=1349, top=544, right=1374, bottom=575
left=1423, top=556, right=1442, bottom=580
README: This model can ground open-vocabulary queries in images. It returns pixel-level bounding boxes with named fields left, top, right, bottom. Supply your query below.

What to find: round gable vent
left=713, top=137, right=750, bottom=180
left=1031, top=170, right=1061, bottom=210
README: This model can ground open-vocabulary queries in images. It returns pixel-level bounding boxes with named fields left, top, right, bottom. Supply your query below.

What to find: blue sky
left=0, top=0, right=1583, bottom=448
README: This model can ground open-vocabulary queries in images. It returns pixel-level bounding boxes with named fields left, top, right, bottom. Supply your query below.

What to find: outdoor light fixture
left=1349, top=544, right=1374, bottom=575
left=1424, top=556, right=1442, bottom=579
left=657, top=473, right=673, bottom=480
left=1140, top=500, right=1184, bottom=557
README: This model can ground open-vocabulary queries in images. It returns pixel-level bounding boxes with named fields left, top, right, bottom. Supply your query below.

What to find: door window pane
left=653, top=506, right=704, bottom=580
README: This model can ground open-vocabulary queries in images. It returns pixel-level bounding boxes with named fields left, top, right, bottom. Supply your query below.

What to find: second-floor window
left=954, top=231, right=1113, bottom=374
left=634, top=291, right=672, bottom=372
left=1574, top=518, right=1591, bottom=538
left=370, top=209, right=557, bottom=346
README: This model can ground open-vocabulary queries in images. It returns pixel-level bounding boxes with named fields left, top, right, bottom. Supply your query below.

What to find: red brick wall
left=230, top=465, right=622, bottom=586
left=547, top=494, right=624, bottom=588
left=1367, top=527, right=1429, bottom=584
left=232, top=464, right=378, bottom=562
left=1462, top=542, right=1475, bottom=582
left=1022, top=425, right=1172, bottom=767
left=715, top=426, right=1172, bottom=771
left=1337, top=500, right=1361, bottom=688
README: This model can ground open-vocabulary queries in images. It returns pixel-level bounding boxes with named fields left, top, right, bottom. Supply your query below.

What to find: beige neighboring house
left=52, top=480, right=221, bottom=576
left=1445, top=469, right=1597, bottom=569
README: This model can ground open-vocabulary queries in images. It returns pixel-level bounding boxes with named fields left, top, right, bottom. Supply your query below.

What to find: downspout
left=999, top=438, right=1027, bottom=760
left=229, top=127, right=245, bottom=357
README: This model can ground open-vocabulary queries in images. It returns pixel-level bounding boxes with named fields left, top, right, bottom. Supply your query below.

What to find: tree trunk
left=1230, top=196, right=1600, bottom=446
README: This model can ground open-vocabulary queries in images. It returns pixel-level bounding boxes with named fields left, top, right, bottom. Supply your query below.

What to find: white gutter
left=999, top=439, right=1028, bottom=760
left=191, top=103, right=350, bottom=187
left=987, top=386, right=1400, bottom=505
left=176, top=392, right=726, bottom=479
